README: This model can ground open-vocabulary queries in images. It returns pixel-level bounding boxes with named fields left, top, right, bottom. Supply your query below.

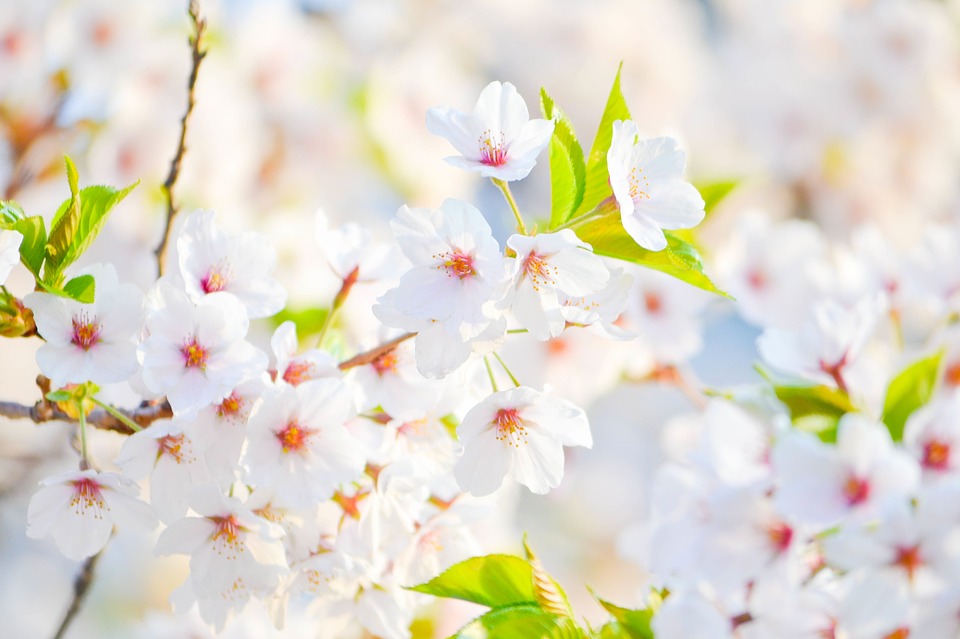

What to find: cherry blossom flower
left=349, top=338, right=441, bottom=420
left=24, top=263, right=142, bottom=387
left=426, top=80, right=554, bottom=182
left=270, top=320, right=339, bottom=387
left=505, top=230, right=610, bottom=340
left=115, top=419, right=211, bottom=523
left=373, top=199, right=510, bottom=377
left=606, top=120, right=704, bottom=252
left=903, top=396, right=960, bottom=476
left=454, top=386, right=591, bottom=496
left=243, top=379, right=366, bottom=507
left=139, top=283, right=267, bottom=414
left=315, top=209, right=399, bottom=282
left=27, top=468, right=156, bottom=560
left=154, top=485, right=288, bottom=632
left=177, top=209, right=286, bottom=319
left=0, top=228, right=22, bottom=285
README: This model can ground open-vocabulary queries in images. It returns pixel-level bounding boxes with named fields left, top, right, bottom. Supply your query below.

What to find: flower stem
left=483, top=355, right=499, bottom=392
left=492, top=178, right=527, bottom=235
left=493, top=352, right=521, bottom=388
left=77, top=402, right=90, bottom=470
left=317, top=266, right=359, bottom=348
left=91, top=397, right=142, bottom=432
left=552, top=196, right=619, bottom=232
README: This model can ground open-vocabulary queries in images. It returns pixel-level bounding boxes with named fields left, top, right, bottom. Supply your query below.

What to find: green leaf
left=13, top=216, right=47, bottom=276
left=773, top=384, right=856, bottom=443
left=45, top=390, right=73, bottom=402
left=882, top=351, right=944, bottom=442
left=409, top=554, right=537, bottom=608
left=575, top=63, right=631, bottom=217
left=524, top=538, right=574, bottom=619
left=63, top=274, right=95, bottom=304
left=575, top=213, right=729, bottom=297
left=541, top=88, right=586, bottom=228
left=592, top=596, right=654, bottom=639
left=452, top=604, right=578, bottom=639
left=0, top=200, right=24, bottom=224
left=45, top=157, right=83, bottom=279
left=694, top=179, right=739, bottom=216
left=270, top=306, right=330, bottom=338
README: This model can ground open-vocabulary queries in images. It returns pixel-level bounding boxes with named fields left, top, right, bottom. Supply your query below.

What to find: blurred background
left=3, top=0, right=960, bottom=636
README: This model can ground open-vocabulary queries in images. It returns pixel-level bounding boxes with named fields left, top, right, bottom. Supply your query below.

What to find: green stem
left=506, top=328, right=529, bottom=335
left=317, top=267, right=360, bottom=348
left=493, top=352, right=521, bottom=388
left=483, top=355, right=499, bottom=392
left=552, top=196, right=619, bottom=232
left=492, top=178, right=527, bottom=235
left=77, top=402, right=90, bottom=470
left=91, top=397, right=142, bottom=432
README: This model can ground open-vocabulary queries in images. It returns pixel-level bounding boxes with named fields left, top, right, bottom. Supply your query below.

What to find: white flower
left=350, top=338, right=441, bottom=421
left=115, top=419, right=211, bottom=524
left=27, top=469, right=156, bottom=560
left=139, top=283, right=267, bottom=415
left=177, top=209, right=286, bottom=319
left=454, top=386, right=591, bottom=496
left=270, top=320, right=339, bottom=387
left=607, top=120, right=704, bottom=251
left=426, top=80, right=554, bottom=182
left=373, top=199, right=510, bottom=377
left=902, top=396, right=960, bottom=475
left=505, top=230, right=610, bottom=340
left=315, top=209, right=398, bottom=282
left=243, top=379, right=366, bottom=507
left=24, top=263, right=142, bottom=387
left=0, top=228, right=22, bottom=285
left=154, top=485, right=288, bottom=632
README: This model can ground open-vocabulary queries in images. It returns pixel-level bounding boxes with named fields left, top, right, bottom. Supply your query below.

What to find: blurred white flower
left=0, top=228, right=22, bottom=285
left=426, top=80, right=553, bottom=181
left=607, top=121, right=704, bottom=251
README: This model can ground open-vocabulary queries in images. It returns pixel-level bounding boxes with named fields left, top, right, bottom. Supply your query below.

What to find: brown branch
left=338, top=332, right=415, bottom=371
left=0, top=391, right=172, bottom=436
left=52, top=548, right=104, bottom=639
left=154, top=0, right=208, bottom=276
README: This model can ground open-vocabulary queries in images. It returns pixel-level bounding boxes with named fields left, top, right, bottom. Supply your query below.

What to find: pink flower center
left=522, top=251, right=557, bottom=292
left=766, top=521, right=794, bottom=554
left=494, top=407, right=528, bottom=447
left=842, top=474, right=870, bottom=506
left=70, top=477, right=107, bottom=516
left=158, top=434, right=187, bottom=464
left=201, top=268, right=228, bottom=293
left=71, top=312, right=102, bottom=351
left=945, top=362, right=960, bottom=387
left=276, top=421, right=314, bottom=453
left=747, top=268, right=767, bottom=290
left=211, top=514, right=243, bottom=547
left=628, top=166, right=651, bottom=200
left=181, top=338, right=208, bottom=371
left=371, top=351, right=398, bottom=377
left=922, top=439, right=951, bottom=471
left=436, top=250, right=476, bottom=280
left=282, top=360, right=314, bottom=386
left=478, top=130, right=507, bottom=166
left=894, top=545, right=922, bottom=581
left=216, top=392, right=247, bottom=422
left=644, top=292, right=662, bottom=314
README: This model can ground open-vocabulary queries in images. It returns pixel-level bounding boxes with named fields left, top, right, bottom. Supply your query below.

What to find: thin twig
left=52, top=549, right=104, bottom=639
left=154, top=0, right=208, bottom=275
left=338, top=333, right=416, bottom=371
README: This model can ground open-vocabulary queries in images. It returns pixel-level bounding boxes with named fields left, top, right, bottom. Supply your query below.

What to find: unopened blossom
left=373, top=199, right=510, bottom=377
left=0, top=228, right=22, bottom=285
left=772, top=414, right=919, bottom=530
left=454, top=386, right=591, bottom=496
left=139, top=283, right=267, bottom=414
left=27, top=469, right=156, bottom=560
left=607, top=120, right=705, bottom=251
left=154, top=485, right=288, bottom=632
left=115, top=419, right=211, bottom=523
left=244, top=379, right=366, bottom=507
left=270, top=320, right=338, bottom=387
left=177, top=209, right=286, bottom=319
left=426, top=80, right=554, bottom=182
left=506, top=230, right=610, bottom=341
left=24, top=263, right=142, bottom=387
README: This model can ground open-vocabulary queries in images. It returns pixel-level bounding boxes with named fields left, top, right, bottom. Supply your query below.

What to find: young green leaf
left=13, top=215, right=47, bottom=276
left=524, top=538, right=574, bottom=619
left=574, top=213, right=729, bottom=297
left=882, top=351, right=944, bottom=442
left=63, top=274, right=96, bottom=304
left=541, top=88, right=586, bottom=228
left=45, top=157, right=83, bottom=279
left=0, top=200, right=24, bottom=224
left=773, top=384, right=856, bottom=444
left=592, top=596, right=654, bottom=639
left=694, top=179, right=740, bottom=216
left=453, top=604, right=572, bottom=639
left=409, top=554, right=538, bottom=608
left=575, top=63, right=631, bottom=217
